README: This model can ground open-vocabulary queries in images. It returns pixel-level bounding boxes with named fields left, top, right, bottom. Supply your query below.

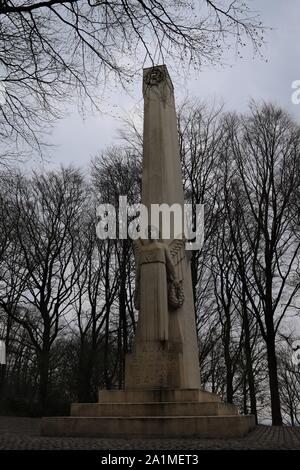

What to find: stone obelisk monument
left=42, top=66, right=255, bottom=438
left=125, top=65, right=200, bottom=390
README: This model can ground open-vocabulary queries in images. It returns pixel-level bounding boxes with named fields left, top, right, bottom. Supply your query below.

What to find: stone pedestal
left=41, top=388, right=255, bottom=438
left=125, top=341, right=184, bottom=389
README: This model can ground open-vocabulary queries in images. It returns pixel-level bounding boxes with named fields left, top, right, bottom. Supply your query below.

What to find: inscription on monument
left=126, top=350, right=181, bottom=389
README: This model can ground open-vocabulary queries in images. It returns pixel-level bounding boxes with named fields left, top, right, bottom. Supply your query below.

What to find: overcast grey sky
left=39, top=0, right=300, bottom=170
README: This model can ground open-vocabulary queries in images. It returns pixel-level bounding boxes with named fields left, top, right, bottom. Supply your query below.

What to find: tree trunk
left=38, top=348, right=50, bottom=414
left=266, top=336, right=283, bottom=425
left=77, top=340, right=93, bottom=402
left=191, top=251, right=198, bottom=307
left=118, top=243, right=128, bottom=388
left=265, top=260, right=283, bottom=426
left=242, top=377, right=248, bottom=415
left=242, top=297, right=258, bottom=423
left=289, top=401, right=295, bottom=426
left=104, top=296, right=111, bottom=389
left=0, top=364, right=6, bottom=396
left=77, top=365, right=93, bottom=402
left=224, top=309, right=233, bottom=403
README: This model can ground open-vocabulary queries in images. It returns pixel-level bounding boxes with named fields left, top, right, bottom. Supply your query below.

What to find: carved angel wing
left=168, top=238, right=186, bottom=282
left=168, top=238, right=185, bottom=266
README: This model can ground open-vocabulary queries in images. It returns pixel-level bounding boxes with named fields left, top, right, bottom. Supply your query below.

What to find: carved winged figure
left=133, top=236, right=185, bottom=342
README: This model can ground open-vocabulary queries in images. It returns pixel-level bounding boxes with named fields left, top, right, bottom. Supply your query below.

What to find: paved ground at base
left=0, top=417, right=299, bottom=450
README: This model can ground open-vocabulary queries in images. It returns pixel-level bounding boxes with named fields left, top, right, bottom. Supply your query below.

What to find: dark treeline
left=0, top=101, right=299, bottom=425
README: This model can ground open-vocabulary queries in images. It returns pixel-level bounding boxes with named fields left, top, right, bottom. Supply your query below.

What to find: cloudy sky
left=39, top=0, right=300, bottom=169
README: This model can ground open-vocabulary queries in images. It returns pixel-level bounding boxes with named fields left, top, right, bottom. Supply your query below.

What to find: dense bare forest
left=0, top=101, right=299, bottom=426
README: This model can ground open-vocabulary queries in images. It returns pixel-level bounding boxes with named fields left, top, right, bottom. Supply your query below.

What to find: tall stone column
left=125, top=65, right=200, bottom=390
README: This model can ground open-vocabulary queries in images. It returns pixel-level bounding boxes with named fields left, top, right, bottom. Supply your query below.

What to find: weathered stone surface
left=98, top=388, right=222, bottom=403
left=125, top=348, right=183, bottom=389
left=127, top=65, right=200, bottom=390
left=71, top=401, right=239, bottom=417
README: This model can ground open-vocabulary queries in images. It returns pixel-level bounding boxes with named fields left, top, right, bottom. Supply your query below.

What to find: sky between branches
left=39, top=0, right=300, bottom=169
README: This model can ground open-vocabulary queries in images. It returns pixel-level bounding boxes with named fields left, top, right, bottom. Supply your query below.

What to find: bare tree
left=227, top=103, right=300, bottom=425
left=91, top=147, right=140, bottom=386
left=211, top=214, right=241, bottom=404
left=0, top=167, right=87, bottom=412
left=278, top=346, right=300, bottom=425
left=0, top=1, right=264, bottom=154
left=72, top=212, right=119, bottom=400
left=178, top=101, right=224, bottom=318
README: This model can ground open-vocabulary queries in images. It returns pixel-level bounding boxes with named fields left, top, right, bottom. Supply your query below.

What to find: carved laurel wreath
left=144, top=67, right=165, bottom=87
left=168, top=280, right=185, bottom=310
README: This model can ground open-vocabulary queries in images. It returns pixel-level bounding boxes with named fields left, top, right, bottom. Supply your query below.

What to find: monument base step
left=71, top=401, right=238, bottom=417
left=98, top=388, right=222, bottom=403
left=41, top=415, right=255, bottom=438
left=42, top=389, right=255, bottom=438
